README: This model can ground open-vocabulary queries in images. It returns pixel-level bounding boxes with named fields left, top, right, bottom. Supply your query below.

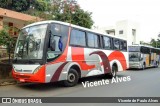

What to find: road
left=0, top=67, right=160, bottom=105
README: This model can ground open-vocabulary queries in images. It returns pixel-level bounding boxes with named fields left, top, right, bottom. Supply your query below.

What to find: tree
left=0, top=0, right=94, bottom=28
left=34, top=0, right=48, bottom=11
left=49, top=0, right=94, bottom=28
left=23, top=0, right=52, bottom=20
left=150, top=38, right=160, bottom=48
left=0, top=0, right=48, bottom=12
left=0, top=0, right=30, bottom=12
left=0, top=28, right=16, bottom=63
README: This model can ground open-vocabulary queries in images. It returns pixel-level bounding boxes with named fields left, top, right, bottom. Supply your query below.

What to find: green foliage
left=72, top=8, right=93, bottom=28
left=0, top=0, right=48, bottom=12
left=12, top=0, right=29, bottom=12
left=141, top=39, right=160, bottom=48
left=49, top=0, right=94, bottom=28
left=0, top=27, right=16, bottom=53
left=150, top=39, right=160, bottom=48
left=0, top=0, right=30, bottom=12
left=23, top=0, right=51, bottom=20
left=0, top=28, right=10, bottom=46
left=0, top=0, right=12, bottom=9
left=34, top=0, right=48, bottom=11
left=0, top=0, right=94, bottom=28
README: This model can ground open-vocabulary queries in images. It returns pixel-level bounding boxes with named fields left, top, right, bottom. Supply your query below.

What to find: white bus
left=128, top=45, right=160, bottom=69
left=12, top=20, right=129, bottom=86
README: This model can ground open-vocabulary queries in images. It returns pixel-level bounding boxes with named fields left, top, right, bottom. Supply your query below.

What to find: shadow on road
left=15, top=74, right=129, bottom=91
left=127, top=67, right=157, bottom=71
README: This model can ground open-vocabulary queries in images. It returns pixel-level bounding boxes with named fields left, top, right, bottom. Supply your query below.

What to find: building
left=0, top=8, right=42, bottom=38
left=97, top=20, right=140, bottom=45
left=0, top=8, right=42, bottom=59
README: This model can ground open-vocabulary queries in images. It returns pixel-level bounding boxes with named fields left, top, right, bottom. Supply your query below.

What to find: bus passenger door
left=149, top=53, right=151, bottom=66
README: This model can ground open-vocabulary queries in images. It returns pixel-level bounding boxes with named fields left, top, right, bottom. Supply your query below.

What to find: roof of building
left=0, top=8, right=41, bottom=21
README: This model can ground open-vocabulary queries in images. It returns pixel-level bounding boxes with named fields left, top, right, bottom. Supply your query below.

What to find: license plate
left=20, top=79, right=25, bottom=82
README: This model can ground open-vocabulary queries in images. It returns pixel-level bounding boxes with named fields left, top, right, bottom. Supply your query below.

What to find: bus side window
left=87, top=32, right=99, bottom=48
left=47, top=24, right=69, bottom=62
left=103, top=36, right=111, bottom=49
left=70, top=29, right=86, bottom=47
left=120, top=40, right=127, bottom=51
left=123, top=41, right=127, bottom=51
left=113, top=38, right=120, bottom=50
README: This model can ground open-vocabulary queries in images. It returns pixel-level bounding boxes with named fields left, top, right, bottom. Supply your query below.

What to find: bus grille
left=16, top=69, right=32, bottom=73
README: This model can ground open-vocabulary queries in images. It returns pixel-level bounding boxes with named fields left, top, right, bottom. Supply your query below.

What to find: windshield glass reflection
left=14, top=24, right=48, bottom=59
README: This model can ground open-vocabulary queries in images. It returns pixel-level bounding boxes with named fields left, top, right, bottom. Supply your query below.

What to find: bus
left=128, top=45, right=160, bottom=69
left=12, top=20, right=129, bottom=87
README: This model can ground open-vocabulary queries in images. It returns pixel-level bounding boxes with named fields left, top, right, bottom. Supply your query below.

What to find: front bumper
left=12, top=65, right=45, bottom=83
left=129, top=62, right=142, bottom=69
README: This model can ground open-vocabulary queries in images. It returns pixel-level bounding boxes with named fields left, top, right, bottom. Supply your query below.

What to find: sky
left=77, top=0, right=160, bottom=42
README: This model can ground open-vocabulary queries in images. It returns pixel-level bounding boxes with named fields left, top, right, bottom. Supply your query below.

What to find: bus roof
left=23, top=20, right=127, bottom=41
left=129, top=44, right=160, bottom=50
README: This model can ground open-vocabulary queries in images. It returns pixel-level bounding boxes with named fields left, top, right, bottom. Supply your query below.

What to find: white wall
left=96, top=20, right=140, bottom=45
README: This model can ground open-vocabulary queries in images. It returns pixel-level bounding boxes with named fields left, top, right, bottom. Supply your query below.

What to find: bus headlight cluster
left=33, top=66, right=42, bottom=74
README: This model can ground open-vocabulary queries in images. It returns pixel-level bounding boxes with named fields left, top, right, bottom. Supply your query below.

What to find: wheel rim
left=68, top=73, right=76, bottom=83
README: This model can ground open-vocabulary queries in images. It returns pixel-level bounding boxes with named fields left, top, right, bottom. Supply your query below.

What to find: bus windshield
left=14, top=24, right=48, bottom=59
left=129, top=52, right=140, bottom=62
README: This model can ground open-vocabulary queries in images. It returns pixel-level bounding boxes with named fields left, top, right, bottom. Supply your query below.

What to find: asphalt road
left=0, top=67, right=160, bottom=106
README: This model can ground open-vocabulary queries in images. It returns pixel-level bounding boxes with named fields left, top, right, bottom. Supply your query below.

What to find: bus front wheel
left=63, top=68, right=79, bottom=87
left=142, top=63, right=146, bottom=70
left=107, top=65, right=117, bottom=78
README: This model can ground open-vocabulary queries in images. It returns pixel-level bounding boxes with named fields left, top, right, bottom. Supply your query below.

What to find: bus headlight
left=33, top=66, right=42, bottom=74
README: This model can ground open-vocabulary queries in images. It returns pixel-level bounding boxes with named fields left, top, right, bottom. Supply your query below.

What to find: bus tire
left=107, top=65, right=117, bottom=78
left=63, top=68, right=79, bottom=87
left=155, top=61, right=159, bottom=68
left=142, top=63, right=146, bottom=70
left=111, top=65, right=117, bottom=78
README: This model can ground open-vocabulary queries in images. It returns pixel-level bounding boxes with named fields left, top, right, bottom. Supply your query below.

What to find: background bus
left=12, top=20, right=129, bottom=87
left=128, top=45, right=160, bottom=69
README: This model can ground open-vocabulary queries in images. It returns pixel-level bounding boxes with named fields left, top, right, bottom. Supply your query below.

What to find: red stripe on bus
left=50, top=62, right=68, bottom=82
left=71, top=47, right=95, bottom=70
left=108, top=51, right=127, bottom=70
left=90, top=51, right=111, bottom=73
